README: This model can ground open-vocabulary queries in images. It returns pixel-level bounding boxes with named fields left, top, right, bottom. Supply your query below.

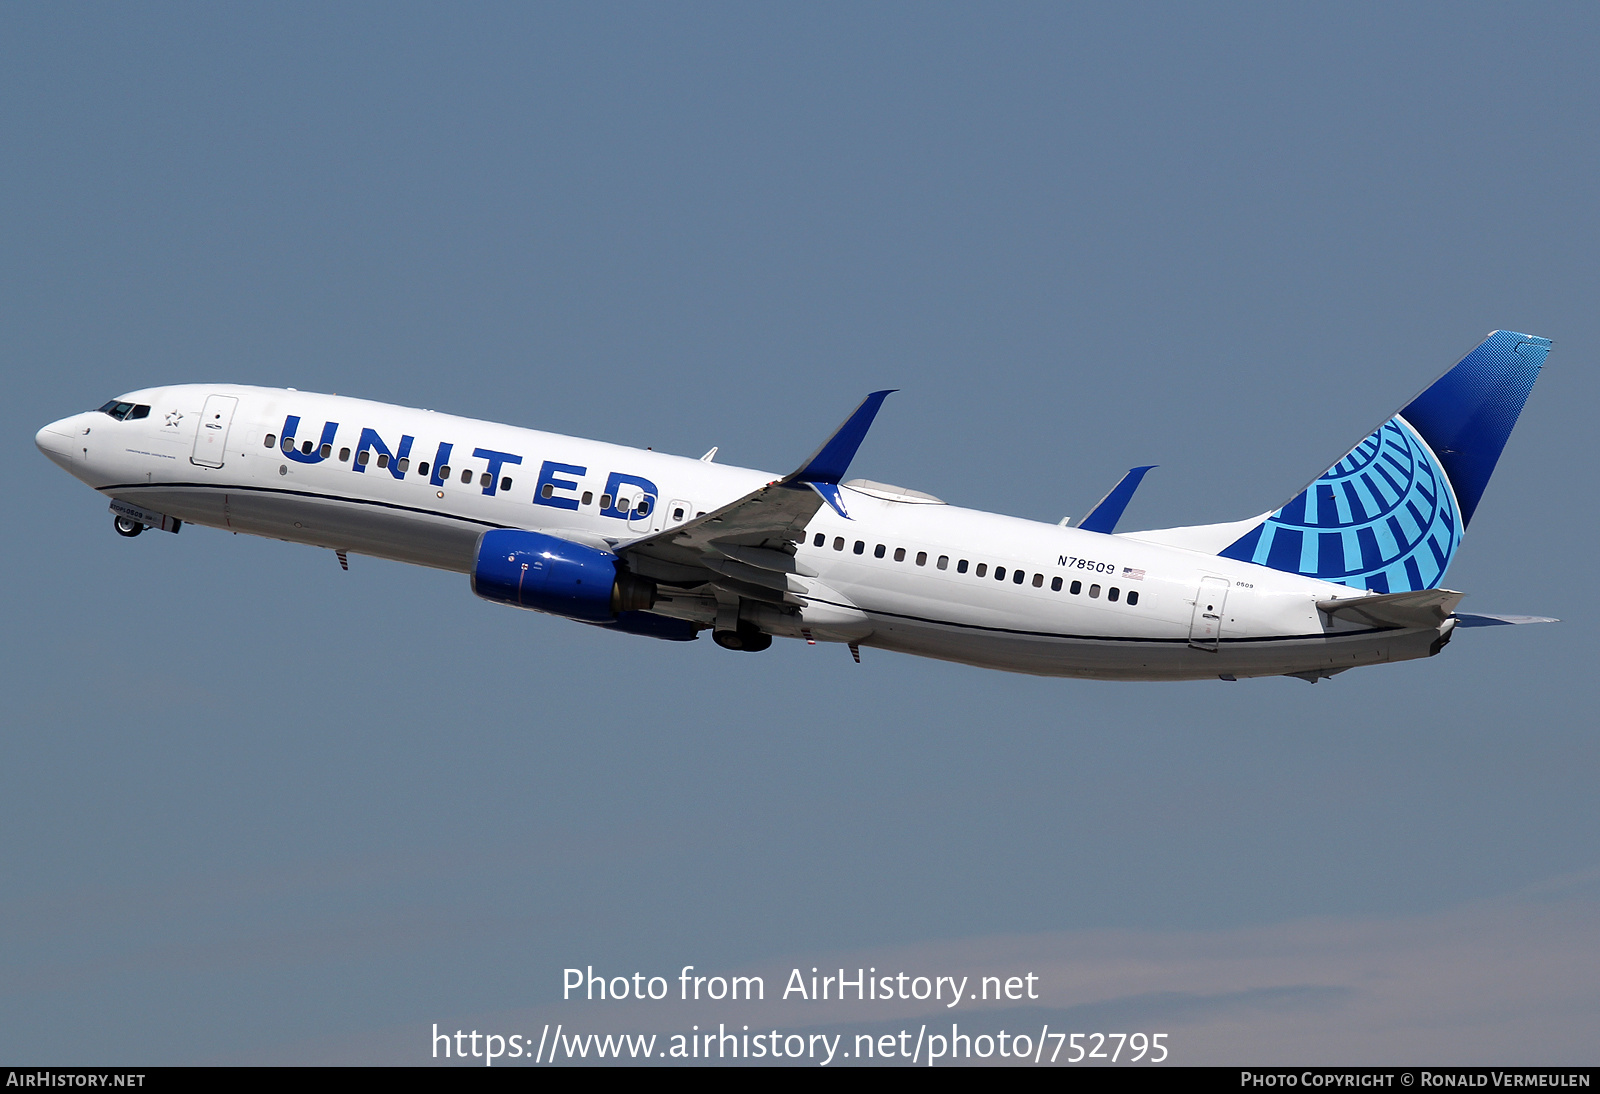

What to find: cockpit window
left=95, top=400, right=150, bottom=421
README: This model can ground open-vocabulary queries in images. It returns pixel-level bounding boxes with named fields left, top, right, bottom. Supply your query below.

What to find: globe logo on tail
left=1220, top=416, right=1461, bottom=593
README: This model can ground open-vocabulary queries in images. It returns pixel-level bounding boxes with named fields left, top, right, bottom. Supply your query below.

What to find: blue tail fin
left=1218, top=331, right=1549, bottom=593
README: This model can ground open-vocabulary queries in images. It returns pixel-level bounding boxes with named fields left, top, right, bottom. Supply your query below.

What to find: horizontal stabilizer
left=1318, top=588, right=1464, bottom=629
left=1452, top=613, right=1559, bottom=628
left=1079, top=466, right=1156, bottom=535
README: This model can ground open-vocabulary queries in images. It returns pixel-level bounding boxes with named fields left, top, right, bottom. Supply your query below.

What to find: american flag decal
left=1122, top=567, right=1145, bottom=580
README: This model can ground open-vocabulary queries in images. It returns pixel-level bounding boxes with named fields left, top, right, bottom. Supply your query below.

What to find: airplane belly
left=105, top=484, right=483, bottom=572
left=863, top=613, right=1445, bottom=681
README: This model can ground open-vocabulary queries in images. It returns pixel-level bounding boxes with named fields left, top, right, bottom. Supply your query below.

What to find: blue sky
left=3, top=3, right=1596, bottom=1064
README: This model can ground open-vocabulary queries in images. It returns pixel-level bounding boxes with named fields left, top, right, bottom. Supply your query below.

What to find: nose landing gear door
left=1188, top=576, right=1231, bottom=651
left=191, top=395, right=238, bottom=469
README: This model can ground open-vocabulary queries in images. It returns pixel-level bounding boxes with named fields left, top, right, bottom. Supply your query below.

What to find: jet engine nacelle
left=472, top=529, right=656, bottom=621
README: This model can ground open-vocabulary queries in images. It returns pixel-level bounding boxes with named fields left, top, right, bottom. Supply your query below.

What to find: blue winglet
left=791, top=390, right=896, bottom=486
left=1078, top=466, right=1156, bottom=534
left=807, top=481, right=851, bottom=519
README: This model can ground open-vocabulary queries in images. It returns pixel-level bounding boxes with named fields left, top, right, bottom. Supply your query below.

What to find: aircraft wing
left=617, top=391, right=894, bottom=603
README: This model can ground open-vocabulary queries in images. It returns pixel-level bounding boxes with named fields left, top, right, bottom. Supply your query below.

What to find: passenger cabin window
left=502, top=476, right=513, bottom=492
left=583, top=491, right=594, bottom=506
left=916, top=551, right=927, bottom=566
left=636, top=499, right=649, bottom=515
left=894, top=548, right=906, bottom=562
left=995, top=567, right=1006, bottom=581
left=321, top=443, right=333, bottom=459
left=1070, top=580, right=1082, bottom=595
left=1051, top=576, right=1063, bottom=591
left=1032, top=573, right=1043, bottom=587
left=1089, top=584, right=1101, bottom=598
left=957, top=559, right=969, bottom=574
left=302, top=440, right=314, bottom=455
left=281, top=436, right=295, bottom=452
left=397, top=457, right=409, bottom=472
left=340, top=448, right=351, bottom=462
left=814, top=533, right=825, bottom=547
left=541, top=483, right=555, bottom=499
left=674, top=506, right=685, bottom=521
left=461, top=469, right=472, bottom=484
left=1127, top=591, right=1140, bottom=606
left=853, top=540, right=865, bottom=555
left=264, top=434, right=276, bottom=448
left=478, top=472, right=491, bottom=488
left=599, top=493, right=612, bottom=508
left=1108, top=587, right=1120, bottom=602
left=937, top=555, right=948, bottom=570
left=1013, top=569, right=1025, bottom=584
left=418, top=461, right=429, bottom=476
left=833, top=537, right=845, bottom=551
left=874, top=544, right=886, bottom=558
left=357, top=450, right=370, bottom=465
left=377, top=454, right=389, bottom=468
left=439, top=464, right=451, bottom=478
left=975, top=563, right=987, bottom=577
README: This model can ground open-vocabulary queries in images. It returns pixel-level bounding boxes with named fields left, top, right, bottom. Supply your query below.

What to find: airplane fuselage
left=35, top=383, right=1451, bottom=681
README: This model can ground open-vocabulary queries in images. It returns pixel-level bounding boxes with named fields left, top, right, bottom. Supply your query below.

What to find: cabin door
left=190, top=395, right=238, bottom=468
left=1188, top=576, right=1231, bottom=651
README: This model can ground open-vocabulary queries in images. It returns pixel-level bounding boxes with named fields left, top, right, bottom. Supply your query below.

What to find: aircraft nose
left=36, top=417, right=79, bottom=468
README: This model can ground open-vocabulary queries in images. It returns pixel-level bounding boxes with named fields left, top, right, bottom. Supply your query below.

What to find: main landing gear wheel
left=113, top=515, right=144, bottom=538
left=713, top=626, right=773, bottom=652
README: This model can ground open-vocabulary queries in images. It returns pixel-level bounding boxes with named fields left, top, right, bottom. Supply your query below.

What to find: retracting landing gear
left=113, top=514, right=144, bottom=538
left=713, top=625, right=773, bottom=652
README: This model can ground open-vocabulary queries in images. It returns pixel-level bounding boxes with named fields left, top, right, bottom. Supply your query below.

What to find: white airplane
left=36, top=330, right=1554, bottom=682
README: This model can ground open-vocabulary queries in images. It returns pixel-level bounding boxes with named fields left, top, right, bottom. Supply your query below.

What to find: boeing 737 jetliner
left=36, top=331, right=1554, bottom=681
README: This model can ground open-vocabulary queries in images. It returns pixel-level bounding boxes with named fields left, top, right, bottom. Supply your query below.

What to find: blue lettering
left=429, top=442, right=453, bottom=486
left=601, top=472, right=659, bottom=519
left=354, top=427, right=414, bottom=479
left=473, top=448, right=523, bottom=496
left=533, top=460, right=586, bottom=510
left=280, top=415, right=339, bottom=464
